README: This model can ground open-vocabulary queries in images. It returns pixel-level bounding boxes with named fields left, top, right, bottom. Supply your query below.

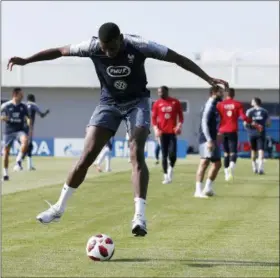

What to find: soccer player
left=152, top=86, right=184, bottom=184
left=245, top=97, right=270, bottom=174
left=8, top=22, right=227, bottom=236
left=1, top=88, right=31, bottom=180
left=195, top=86, right=224, bottom=198
left=22, top=94, right=50, bottom=170
left=93, top=137, right=113, bottom=172
left=216, top=88, right=262, bottom=181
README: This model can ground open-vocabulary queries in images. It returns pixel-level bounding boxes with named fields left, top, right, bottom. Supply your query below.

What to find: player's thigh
left=125, top=97, right=150, bottom=136
left=228, top=132, right=238, bottom=153
left=17, top=131, right=28, bottom=145
left=89, top=104, right=123, bottom=134
left=160, top=134, right=170, bottom=158
left=199, top=142, right=221, bottom=162
left=222, top=133, right=230, bottom=154
left=168, top=134, right=177, bottom=155
left=3, top=133, right=16, bottom=149
left=257, top=135, right=266, bottom=151
left=249, top=136, right=257, bottom=151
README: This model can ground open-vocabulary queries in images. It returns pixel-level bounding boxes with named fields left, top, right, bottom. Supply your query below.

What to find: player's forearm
left=164, top=50, right=211, bottom=83
left=25, top=48, right=63, bottom=64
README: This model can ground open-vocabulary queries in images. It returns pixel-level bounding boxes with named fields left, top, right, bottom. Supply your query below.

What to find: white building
left=1, top=58, right=279, bottom=150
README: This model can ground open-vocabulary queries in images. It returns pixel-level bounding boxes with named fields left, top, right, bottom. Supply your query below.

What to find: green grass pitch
left=2, top=156, right=279, bottom=277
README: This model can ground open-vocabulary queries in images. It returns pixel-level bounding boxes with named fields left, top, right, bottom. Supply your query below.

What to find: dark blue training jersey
left=25, top=101, right=44, bottom=131
left=1, top=100, right=29, bottom=134
left=199, top=98, right=220, bottom=144
left=246, top=107, right=269, bottom=136
left=69, top=34, right=168, bottom=104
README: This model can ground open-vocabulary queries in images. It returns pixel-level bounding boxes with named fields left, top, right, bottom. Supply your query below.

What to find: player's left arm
left=238, top=103, right=252, bottom=123
left=129, top=35, right=228, bottom=87
left=174, top=100, right=184, bottom=134
left=35, top=104, right=50, bottom=118
left=152, top=101, right=161, bottom=137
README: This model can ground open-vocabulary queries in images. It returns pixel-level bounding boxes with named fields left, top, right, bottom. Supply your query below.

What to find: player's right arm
left=7, top=38, right=96, bottom=71
left=201, top=102, right=214, bottom=150
left=152, top=101, right=161, bottom=137
left=0, top=103, right=9, bottom=121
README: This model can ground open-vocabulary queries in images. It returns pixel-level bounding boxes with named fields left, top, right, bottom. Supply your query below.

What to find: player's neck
left=12, top=99, right=20, bottom=105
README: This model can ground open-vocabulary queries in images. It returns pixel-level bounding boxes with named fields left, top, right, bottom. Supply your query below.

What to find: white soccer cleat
left=202, top=188, right=215, bottom=197
left=167, top=166, right=174, bottom=182
left=162, top=174, right=171, bottom=184
left=194, top=191, right=209, bottom=198
left=132, top=216, right=147, bottom=237
left=36, top=201, right=64, bottom=224
left=105, top=168, right=112, bottom=173
left=13, top=163, right=23, bottom=172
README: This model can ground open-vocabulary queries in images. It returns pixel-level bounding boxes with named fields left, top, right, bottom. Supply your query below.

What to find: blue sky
left=2, top=1, right=279, bottom=60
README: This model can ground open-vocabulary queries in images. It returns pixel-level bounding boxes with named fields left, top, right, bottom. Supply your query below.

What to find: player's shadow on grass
left=112, top=258, right=279, bottom=267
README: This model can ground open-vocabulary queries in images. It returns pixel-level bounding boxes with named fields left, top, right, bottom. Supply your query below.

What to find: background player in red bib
left=152, top=86, right=184, bottom=184
left=217, top=88, right=262, bottom=181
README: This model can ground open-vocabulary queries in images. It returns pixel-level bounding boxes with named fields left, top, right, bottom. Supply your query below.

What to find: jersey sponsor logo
left=161, top=106, right=173, bottom=113
left=114, top=80, right=127, bottom=90
left=106, top=66, right=131, bottom=77
left=224, top=104, right=235, bottom=110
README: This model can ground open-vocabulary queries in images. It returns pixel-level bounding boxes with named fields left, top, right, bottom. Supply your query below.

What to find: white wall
left=2, top=60, right=279, bottom=89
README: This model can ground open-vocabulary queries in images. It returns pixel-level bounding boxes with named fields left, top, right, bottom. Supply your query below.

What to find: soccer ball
left=86, top=234, right=115, bottom=261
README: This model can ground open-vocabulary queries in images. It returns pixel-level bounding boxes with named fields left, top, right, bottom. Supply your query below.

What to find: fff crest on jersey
left=127, top=54, right=135, bottom=64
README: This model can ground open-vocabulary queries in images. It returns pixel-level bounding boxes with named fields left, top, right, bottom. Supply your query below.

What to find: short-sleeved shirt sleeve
left=124, top=34, right=168, bottom=60
left=69, top=37, right=98, bottom=57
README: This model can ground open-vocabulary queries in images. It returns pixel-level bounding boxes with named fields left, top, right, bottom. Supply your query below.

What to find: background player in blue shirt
left=195, top=86, right=224, bottom=198
left=22, top=94, right=50, bottom=171
left=245, top=97, right=270, bottom=174
left=1, top=88, right=31, bottom=180
left=7, top=22, right=228, bottom=236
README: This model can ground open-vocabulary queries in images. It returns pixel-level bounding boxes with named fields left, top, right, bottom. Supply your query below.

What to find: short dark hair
left=27, top=94, right=35, bottom=102
left=253, top=97, right=262, bottom=106
left=159, top=85, right=169, bottom=93
left=228, top=88, right=235, bottom=98
left=98, top=22, right=120, bottom=43
left=209, top=85, right=222, bottom=95
left=12, top=87, right=22, bottom=96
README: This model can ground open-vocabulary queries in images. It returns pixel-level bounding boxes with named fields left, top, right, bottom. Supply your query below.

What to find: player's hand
left=173, top=126, right=182, bottom=135
left=208, top=77, right=229, bottom=89
left=207, top=140, right=214, bottom=152
left=7, top=57, right=27, bottom=71
left=154, top=127, right=162, bottom=137
left=252, top=122, right=263, bottom=132
left=0, top=116, right=9, bottom=122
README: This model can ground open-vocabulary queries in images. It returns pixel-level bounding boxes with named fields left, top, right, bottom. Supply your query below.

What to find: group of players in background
left=89, top=83, right=269, bottom=199
left=151, top=85, right=269, bottom=198
left=1, top=88, right=50, bottom=181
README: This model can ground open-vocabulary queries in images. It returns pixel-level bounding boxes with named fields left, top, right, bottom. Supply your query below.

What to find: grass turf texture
left=2, top=157, right=279, bottom=277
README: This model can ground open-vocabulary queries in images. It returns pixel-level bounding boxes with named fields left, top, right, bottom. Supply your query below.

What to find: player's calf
left=194, top=159, right=209, bottom=197
left=36, top=126, right=112, bottom=225
left=202, top=160, right=221, bottom=197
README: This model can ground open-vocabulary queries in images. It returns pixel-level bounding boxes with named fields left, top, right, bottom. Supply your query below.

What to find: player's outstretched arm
left=163, top=49, right=228, bottom=88
left=7, top=46, right=71, bottom=71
